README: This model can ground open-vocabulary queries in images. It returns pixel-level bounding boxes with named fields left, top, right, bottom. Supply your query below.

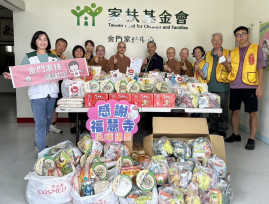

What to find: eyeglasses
left=97, top=50, right=105, bottom=53
left=235, top=32, right=247, bottom=38
left=167, top=52, right=175, bottom=55
left=212, top=39, right=222, bottom=42
left=118, top=46, right=126, bottom=49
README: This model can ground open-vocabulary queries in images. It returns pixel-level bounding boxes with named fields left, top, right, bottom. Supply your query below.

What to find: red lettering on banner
left=37, top=186, right=67, bottom=195
left=124, top=132, right=132, bottom=141
left=96, top=133, right=104, bottom=141
left=93, top=199, right=107, bottom=204
left=115, top=132, right=123, bottom=142
left=52, top=188, right=57, bottom=194
left=104, top=133, right=113, bottom=142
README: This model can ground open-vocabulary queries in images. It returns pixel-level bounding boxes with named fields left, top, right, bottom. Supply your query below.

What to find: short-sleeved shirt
left=21, top=53, right=60, bottom=65
left=142, top=53, right=163, bottom=72
left=207, top=49, right=230, bottom=93
left=107, top=53, right=130, bottom=74
left=193, top=61, right=209, bottom=79
left=231, top=44, right=265, bottom=89
left=164, top=58, right=181, bottom=74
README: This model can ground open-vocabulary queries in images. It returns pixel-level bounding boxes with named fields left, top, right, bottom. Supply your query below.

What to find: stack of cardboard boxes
left=85, top=93, right=176, bottom=108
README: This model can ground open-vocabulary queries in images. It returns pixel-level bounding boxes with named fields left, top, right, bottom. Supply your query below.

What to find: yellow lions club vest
left=228, top=44, right=259, bottom=85
left=193, top=60, right=207, bottom=83
left=206, top=48, right=230, bottom=83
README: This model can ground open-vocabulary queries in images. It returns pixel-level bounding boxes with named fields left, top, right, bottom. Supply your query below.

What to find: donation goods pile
left=24, top=134, right=232, bottom=204
left=59, top=71, right=221, bottom=108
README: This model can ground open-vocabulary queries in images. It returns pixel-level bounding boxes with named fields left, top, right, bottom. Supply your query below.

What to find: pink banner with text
left=86, top=99, right=140, bottom=143
left=9, top=58, right=88, bottom=88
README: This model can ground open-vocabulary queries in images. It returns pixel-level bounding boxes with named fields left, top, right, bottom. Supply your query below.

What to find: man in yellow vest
left=206, top=33, right=230, bottom=138
left=225, top=26, right=265, bottom=150
left=49, top=38, right=68, bottom=134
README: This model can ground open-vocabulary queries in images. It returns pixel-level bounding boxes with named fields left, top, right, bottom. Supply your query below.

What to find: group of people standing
left=3, top=25, right=265, bottom=152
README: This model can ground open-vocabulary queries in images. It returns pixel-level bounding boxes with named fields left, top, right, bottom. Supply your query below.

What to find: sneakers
left=245, top=139, right=255, bottom=150
left=34, top=145, right=48, bottom=152
left=224, top=133, right=241, bottom=143
left=49, top=125, right=63, bottom=134
left=209, top=128, right=218, bottom=134
left=218, top=131, right=226, bottom=138
left=70, top=127, right=76, bottom=134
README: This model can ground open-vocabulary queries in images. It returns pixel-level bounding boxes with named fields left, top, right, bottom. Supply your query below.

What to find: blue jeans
left=30, top=96, right=56, bottom=152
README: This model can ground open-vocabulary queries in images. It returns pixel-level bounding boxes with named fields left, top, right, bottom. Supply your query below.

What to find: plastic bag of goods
left=187, top=83, right=208, bottom=96
left=167, top=73, right=183, bottom=83
left=184, top=190, right=201, bottom=204
left=158, top=185, right=184, bottom=204
left=178, top=92, right=198, bottom=108
left=153, top=136, right=173, bottom=157
left=203, top=155, right=226, bottom=179
left=172, top=140, right=192, bottom=161
left=148, top=155, right=169, bottom=186
left=25, top=163, right=75, bottom=204
left=192, top=137, right=213, bottom=161
left=77, top=133, right=103, bottom=156
left=34, top=149, right=75, bottom=178
left=155, top=82, right=171, bottom=93
left=38, top=140, right=82, bottom=167
left=148, top=71, right=160, bottom=78
left=180, top=75, right=189, bottom=83
left=199, top=93, right=221, bottom=108
left=138, top=78, right=156, bottom=93
left=175, top=84, right=188, bottom=97
left=204, top=189, right=223, bottom=204
left=104, top=142, right=130, bottom=161
left=120, top=166, right=141, bottom=183
left=185, top=158, right=202, bottom=172
left=61, top=79, right=73, bottom=98
left=168, top=162, right=193, bottom=188
left=110, top=69, right=122, bottom=83
left=191, top=168, right=213, bottom=191
left=72, top=171, right=118, bottom=204
left=216, top=174, right=233, bottom=204
left=116, top=156, right=134, bottom=174
left=191, top=166, right=218, bottom=191
left=73, top=163, right=108, bottom=196
left=69, top=81, right=85, bottom=98
left=119, top=187, right=158, bottom=204
left=184, top=76, right=200, bottom=83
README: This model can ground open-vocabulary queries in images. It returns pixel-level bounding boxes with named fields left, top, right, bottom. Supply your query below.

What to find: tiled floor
left=0, top=94, right=268, bottom=203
